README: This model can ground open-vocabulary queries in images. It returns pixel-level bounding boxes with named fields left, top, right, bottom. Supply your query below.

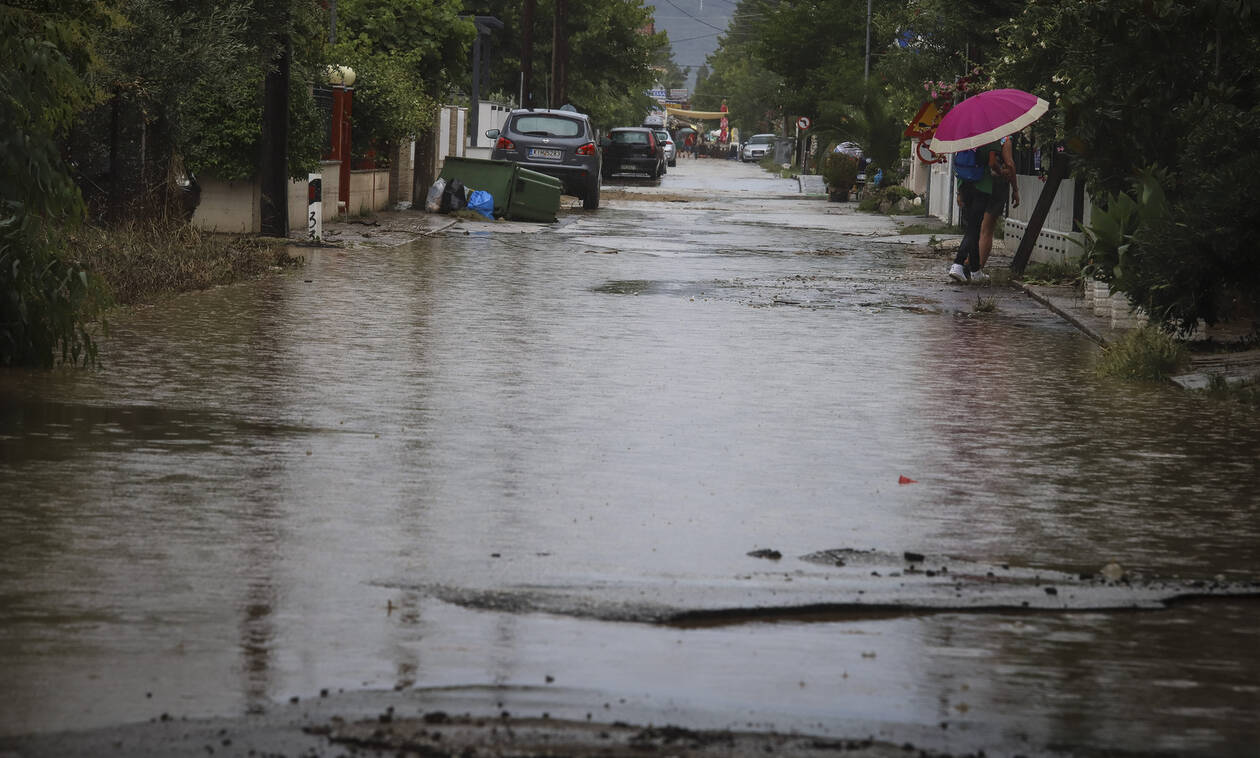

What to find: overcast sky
left=645, top=0, right=737, bottom=88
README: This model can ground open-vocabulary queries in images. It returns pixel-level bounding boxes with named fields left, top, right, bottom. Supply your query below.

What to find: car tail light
left=576, top=142, right=596, bottom=156
left=495, top=136, right=514, bottom=150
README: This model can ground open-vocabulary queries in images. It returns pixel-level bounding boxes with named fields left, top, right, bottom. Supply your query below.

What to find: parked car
left=653, top=129, right=677, bottom=167
left=487, top=108, right=601, bottom=209
left=601, top=127, right=664, bottom=179
left=741, top=133, right=776, bottom=162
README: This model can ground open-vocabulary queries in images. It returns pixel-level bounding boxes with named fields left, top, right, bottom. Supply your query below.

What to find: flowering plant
left=922, top=67, right=987, bottom=109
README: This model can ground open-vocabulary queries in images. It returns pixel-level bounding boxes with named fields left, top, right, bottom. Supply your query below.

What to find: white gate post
left=307, top=173, right=323, bottom=241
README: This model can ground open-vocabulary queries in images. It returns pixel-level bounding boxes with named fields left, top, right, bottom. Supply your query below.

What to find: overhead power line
left=659, top=0, right=728, bottom=33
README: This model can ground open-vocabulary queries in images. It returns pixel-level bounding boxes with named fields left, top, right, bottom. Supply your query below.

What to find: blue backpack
left=953, top=148, right=985, bottom=182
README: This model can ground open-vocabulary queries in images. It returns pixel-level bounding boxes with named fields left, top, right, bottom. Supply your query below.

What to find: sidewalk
left=1017, top=281, right=1127, bottom=347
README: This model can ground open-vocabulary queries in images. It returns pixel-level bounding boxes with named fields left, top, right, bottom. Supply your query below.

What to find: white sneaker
left=970, top=269, right=990, bottom=284
left=948, top=263, right=968, bottom=283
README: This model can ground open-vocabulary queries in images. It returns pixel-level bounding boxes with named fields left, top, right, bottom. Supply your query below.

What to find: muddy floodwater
left=1, top=161, right=1258, bottom=756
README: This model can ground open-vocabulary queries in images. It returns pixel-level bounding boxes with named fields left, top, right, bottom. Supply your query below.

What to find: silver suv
left=487, top=108, right=601, bottom=209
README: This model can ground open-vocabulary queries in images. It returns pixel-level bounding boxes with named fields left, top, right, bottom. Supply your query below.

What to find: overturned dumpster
left=438, top=156, right=562, bottom=223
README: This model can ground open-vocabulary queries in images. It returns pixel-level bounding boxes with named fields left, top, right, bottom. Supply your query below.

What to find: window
left=612, top=131, right=648, bottom=144
left=512, top=115, right=583, bottom=137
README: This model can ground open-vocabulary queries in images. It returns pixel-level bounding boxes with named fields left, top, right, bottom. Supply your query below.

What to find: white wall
left=348, top=169, right=390, bottom=215
left=192, top=176, right=260, bottom=234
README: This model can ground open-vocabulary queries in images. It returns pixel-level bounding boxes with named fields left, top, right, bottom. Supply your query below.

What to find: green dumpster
left=437, top=157, right=562, bottom=222
left=507, top=168, right=562, bottom=223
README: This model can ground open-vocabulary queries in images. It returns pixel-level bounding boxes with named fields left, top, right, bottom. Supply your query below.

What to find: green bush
left=858, top=184, right=918, bottom=213
left=1, top=9, right=106, bottom=367
left=1095, top=326, right=1189, bottom=382
left=822, top=149, right=859, bottom=194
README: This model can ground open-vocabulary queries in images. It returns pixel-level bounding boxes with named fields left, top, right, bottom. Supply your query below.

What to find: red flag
left=898, top=475, right=916, bottom=485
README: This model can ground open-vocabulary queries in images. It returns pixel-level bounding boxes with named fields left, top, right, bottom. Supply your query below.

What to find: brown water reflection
left=1, top=196, right=1258, bottom=754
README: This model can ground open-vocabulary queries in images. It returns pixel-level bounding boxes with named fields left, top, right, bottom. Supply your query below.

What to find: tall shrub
left=1, top=7, right=106, bottom=367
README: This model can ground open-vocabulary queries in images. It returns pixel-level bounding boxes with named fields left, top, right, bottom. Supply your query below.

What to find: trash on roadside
left=467, top=190, right=495, bottom=221
left=1100, top=562, right=1125, bottom=582
left=424, top=178, right=446, bottom=213
left=441, top=179, right=468, bottom=212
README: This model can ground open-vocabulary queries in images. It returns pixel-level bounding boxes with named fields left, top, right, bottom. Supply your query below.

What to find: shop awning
left=664, top=105, right=730, bottom=120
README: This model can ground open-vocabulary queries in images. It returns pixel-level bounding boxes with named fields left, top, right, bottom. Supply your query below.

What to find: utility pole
left=864, top=0, right=871, bottom=80
left=550, top=0, right=569, bottom=108
left=468, top=16, right=503, bottom=147
left=522, top=0, right=535, bottom=108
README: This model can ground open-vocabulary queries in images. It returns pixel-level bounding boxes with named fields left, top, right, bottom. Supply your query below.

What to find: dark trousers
left=954, top=183, right=990, bottom=271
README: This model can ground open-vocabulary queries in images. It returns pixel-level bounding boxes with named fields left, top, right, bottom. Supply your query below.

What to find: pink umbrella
left=928, top=88, right=1048, bottom=154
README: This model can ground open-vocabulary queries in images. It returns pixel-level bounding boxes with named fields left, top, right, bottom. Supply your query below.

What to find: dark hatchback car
left=487, top=108, right=601, bottom=209
left=601, top=127, right=664, bottom=179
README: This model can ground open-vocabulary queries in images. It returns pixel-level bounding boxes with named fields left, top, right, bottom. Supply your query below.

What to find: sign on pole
left=796, top=116, right=812, bottom=130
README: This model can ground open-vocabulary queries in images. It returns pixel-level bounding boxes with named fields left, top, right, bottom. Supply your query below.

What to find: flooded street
left=1, top=159, right=1258, bottom=756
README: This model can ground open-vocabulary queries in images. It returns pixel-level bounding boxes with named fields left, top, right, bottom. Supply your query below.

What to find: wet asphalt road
left=1, top=158, right=1258, bottom=756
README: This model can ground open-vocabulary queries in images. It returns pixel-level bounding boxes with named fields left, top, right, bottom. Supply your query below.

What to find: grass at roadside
left=1018, top=260, right=1082, bottom=286
left=74, top=218, right=301, bottom=307
left=898, top=222, right=961, bottom=236
left=1096, top=326, right=1190, bottom=381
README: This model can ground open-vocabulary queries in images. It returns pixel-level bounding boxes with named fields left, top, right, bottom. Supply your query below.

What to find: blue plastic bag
left=467, top=190, right=495, bottom=220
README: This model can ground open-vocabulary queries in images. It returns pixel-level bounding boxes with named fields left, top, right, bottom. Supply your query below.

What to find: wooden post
left=550, top=0, right=568, bottom=108
left=1010, top=152, right=1071, bottom=274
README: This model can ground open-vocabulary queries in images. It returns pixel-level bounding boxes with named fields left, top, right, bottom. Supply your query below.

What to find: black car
left=601, top=127, right=664, bottom=179
left=487, top=108, right=601, bottom=209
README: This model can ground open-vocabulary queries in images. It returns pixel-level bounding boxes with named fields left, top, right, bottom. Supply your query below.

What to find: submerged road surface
left=1, top=159, right=1258, bottom=757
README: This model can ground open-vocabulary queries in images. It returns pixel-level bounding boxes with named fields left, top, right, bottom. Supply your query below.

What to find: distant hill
left=645, top=0, right=735, bottom=89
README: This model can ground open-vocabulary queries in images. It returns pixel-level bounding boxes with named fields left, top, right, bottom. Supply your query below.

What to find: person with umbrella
left=949, top=142, right=1002, bottom=283
left=929, top=89, right=1048, bottom=283
left=977, top=136, right=1021, bottom=277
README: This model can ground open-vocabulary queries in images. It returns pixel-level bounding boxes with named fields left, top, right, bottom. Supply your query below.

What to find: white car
left=652, top=129, right=677, bottom=167
left=741, top=133, right=775, bottom=162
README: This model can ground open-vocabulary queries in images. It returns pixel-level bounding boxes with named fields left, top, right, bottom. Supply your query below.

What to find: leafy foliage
left=466, top=0, right=664, bottom=128
left=692, top=0, right=783, bottom=135
left=994, top=0, right=1260, bottom=333
left=1, top=5, right=107, bottom=367
left=332, top=0, right=471, bottom=152
left=822, top=151, right=859, bottom=192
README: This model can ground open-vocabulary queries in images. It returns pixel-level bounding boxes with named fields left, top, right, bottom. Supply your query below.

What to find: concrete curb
left=1016, top=281, right=1113, bottom=347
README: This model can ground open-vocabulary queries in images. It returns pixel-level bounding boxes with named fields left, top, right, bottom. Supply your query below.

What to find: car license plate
left=621, top=164, right=636, bottom=171
left=528, top=147, right=563, bottom=160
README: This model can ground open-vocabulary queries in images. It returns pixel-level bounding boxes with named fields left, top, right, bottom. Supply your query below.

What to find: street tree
left=990, top=0, right=1260, bottom=334
left=464, top=0, right=665, bottom=128
left=332, top=0, right=474, bottom=156
left=1, top=2, right=110, bottom=367
left=692, top=0, right=784, bottom=136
